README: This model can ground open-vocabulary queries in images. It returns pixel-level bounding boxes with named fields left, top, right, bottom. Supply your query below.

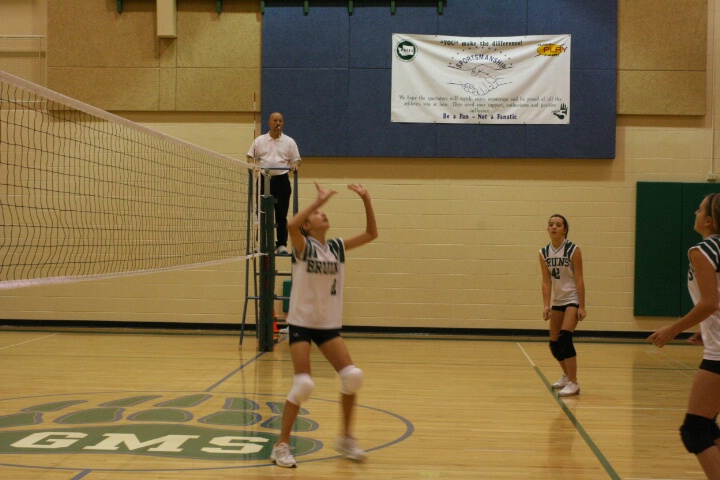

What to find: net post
left=263, top=169, right=271, bottom=196
left=239, top=169, right=257, bottom=348
left=292, top=169, right=298, bottom=215
left=258, top=194, right=276, bottom=352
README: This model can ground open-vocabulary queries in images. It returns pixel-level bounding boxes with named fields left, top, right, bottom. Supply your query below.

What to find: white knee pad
left=339, top=365, right=363, bottom=395
left=287, top=373, right=314, bottom=405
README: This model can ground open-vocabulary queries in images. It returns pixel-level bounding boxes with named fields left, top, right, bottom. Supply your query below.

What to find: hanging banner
left=391, top=34, right=571, bottom=125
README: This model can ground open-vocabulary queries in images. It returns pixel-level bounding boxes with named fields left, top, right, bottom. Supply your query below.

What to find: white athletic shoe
left=558, top=381, right=580, bottom=397
left=270, top=442, right=297, bottom=468
left=552, top=374, right=569, bottom=389
left=335, top=436, right=367, bottom=462
left=275, top=245, right=289, bottom=255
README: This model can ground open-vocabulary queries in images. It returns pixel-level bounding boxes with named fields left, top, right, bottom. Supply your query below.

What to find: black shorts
left=288, top=324, right=341, bottom=346
left=552, top=303, right=579, bottom=312
left=700, top=359, right=720, bottom=375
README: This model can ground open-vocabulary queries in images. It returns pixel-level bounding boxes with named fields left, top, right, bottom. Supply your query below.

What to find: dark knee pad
left=557, top=330, right=576, bottom=359
left=549, top=340, right=564, bottom=361
left=680, top=414, right=720, bottom=454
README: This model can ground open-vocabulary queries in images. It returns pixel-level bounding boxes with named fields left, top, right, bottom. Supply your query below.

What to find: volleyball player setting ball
left=270, top=182, right=378, bottom=468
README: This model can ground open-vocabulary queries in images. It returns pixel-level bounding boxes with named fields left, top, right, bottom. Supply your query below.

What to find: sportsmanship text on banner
left=391, top=34, right=571, bottom=125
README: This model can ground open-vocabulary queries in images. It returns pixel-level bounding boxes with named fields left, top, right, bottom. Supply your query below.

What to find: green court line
left=534, top=365, right=621, bottom=480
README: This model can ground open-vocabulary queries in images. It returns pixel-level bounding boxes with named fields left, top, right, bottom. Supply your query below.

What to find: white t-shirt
left=687, top=235, right=720, bottom=361
left=246, top=133, right=301, bottom=176
left=288, top=237, right=345, bottom=329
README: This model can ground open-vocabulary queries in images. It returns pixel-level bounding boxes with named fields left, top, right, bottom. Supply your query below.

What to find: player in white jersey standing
left=648, top=193, right=720, bottom=479
left=270, top=182, right=378, bottom=468
left=539, top=214, right=586, bottom=397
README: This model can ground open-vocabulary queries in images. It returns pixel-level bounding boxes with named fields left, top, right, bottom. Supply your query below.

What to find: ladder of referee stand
left=240, top=168, right=298, bottom=351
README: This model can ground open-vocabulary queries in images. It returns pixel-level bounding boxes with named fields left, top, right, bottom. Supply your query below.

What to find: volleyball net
left=0, top=69, right=254, bottom=289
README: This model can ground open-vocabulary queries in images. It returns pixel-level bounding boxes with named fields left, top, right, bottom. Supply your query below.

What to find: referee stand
left=240, top=168, right=298, bottom=351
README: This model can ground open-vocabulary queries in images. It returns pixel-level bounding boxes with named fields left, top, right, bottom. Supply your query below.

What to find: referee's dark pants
left=261, top=173, right=291, bottom=248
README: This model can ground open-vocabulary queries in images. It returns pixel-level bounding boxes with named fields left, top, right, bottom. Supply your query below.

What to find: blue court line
left=204, top=351, right=266, bottom=392
left=204, top=336, right=289, bottom=392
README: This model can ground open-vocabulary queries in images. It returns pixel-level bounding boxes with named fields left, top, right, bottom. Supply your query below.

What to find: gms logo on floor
left=0, top=392, right=321, bottom=461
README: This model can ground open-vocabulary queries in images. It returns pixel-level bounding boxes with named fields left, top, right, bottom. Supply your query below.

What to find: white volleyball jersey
left=540, top=239, right=579, bottom=306
left=288, top=236, right=345, bottom=329
left=687, top=235, right=720, bottom=361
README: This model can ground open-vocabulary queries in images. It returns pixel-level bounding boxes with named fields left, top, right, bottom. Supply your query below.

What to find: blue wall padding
left=350, top=6, right=439, bottom=69
left=437, top=1, right=528, bottom=37
left=438, top=123, right=527, bottom=158
left=263, top=68, right=350, bottom=156
left=262, top=1, right=349, bottom=68
left=528, top=1, right=617, bottom=71
left=261, top=0, right=617, bottom=159
left=348, top=69, right=438, bottom=157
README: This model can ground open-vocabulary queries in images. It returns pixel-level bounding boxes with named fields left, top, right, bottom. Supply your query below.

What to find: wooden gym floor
left=0, top=328, right=708, bottom=479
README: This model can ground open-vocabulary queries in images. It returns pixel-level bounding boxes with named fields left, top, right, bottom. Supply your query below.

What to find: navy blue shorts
left=288, top=324, right=341, bottom=346
left=552, top=303, right=580, bottom=312
left=700, top=359, right=720, bottom=375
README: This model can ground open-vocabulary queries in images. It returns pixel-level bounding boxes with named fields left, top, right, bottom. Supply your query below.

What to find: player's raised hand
left=314, top=182, right=337, bottom=204
left=348, top=183, right=369, bottom=198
